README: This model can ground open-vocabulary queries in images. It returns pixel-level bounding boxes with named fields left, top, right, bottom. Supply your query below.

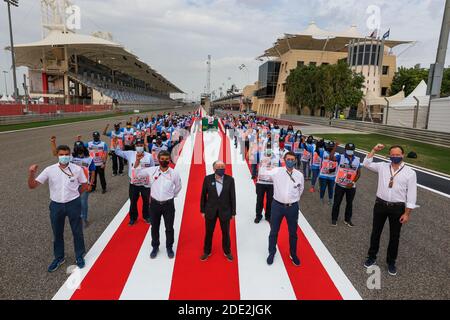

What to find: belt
left=151, top=197, right=174, bottom=205
left=274, top=199, right=297, bottom=207
left=376, top=197, right=405, bottom=207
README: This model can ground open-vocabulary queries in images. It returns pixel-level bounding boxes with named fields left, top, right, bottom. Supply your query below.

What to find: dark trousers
left=111, top=151, right=124, bottom=174
left=368, top=199, right=405, bottom=265
left=92, top=166, right=106, bottom=191
left=204, top=212, right=231, bottom=255
left=319, top=178, right=335, bottom=200
left=251, top=163, right=258, bottom=178
left=331, top=184, right=356, bottom=222
left=268, top=200, right=299, bottom=256
left=150, top=199, right=175, bottom=249
left=49, top=197, right=85, bottom=260
left=129, top=184, right=150, bottom=221
left=256, top=183, right=274, bottom=219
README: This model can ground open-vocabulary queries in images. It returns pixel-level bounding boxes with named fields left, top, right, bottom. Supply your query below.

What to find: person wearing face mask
left=300, top=136, right=314, bottom=180
left=28, top=145, right=88, bottom=272
left=254, top=143, right=279, bottom=224
left=115, top=138, right=155, bottom=226
left=309, top=139, right=324, bottom=193
left=331, top=143, right=362, bottom=227
left=274, top=137, right=288, bottom=167
left=200, top=160, right=236, bottom=262
left=87, top=131, right=108, bottom=194
left=318, top=141, right=340, bottom=205
left=103, top=123, right=125, bottom=177
left=134, top=151, right=182, bottom=259
left=151, top=135, right=169, bottom=165
left=265, top=152, right=304, bottom=266
left=363, top=144, right=417, bottom=276
left=123, top=122, right=136, bottom=155
left=51, top=137, right=96, bottom=227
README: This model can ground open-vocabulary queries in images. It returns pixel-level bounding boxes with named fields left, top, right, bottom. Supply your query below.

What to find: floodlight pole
left=5, top=0, right=19, bottom=99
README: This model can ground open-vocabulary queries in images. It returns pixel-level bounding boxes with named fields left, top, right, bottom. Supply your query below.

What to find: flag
left=383, top=29, right=390, bottom=40
left=369, top=29, right=378, bottom=38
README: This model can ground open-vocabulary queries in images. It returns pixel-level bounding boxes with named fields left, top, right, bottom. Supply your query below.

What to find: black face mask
left=161, top=136, right=167, bottom=141
left=93, top=137, right=100, bottom=142
left=159, top=160, right=170, bottom=168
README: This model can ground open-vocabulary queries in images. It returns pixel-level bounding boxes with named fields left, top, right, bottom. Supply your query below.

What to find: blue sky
left=0, top=0, right=446, bottom=100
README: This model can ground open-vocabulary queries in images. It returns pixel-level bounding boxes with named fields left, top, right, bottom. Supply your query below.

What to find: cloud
left=0, top=0, right=447, bottom=99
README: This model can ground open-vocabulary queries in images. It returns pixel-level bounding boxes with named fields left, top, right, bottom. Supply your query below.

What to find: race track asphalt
left=0, top=109, right=448, bottom=300
left=0, top=106, right=195, bottom=300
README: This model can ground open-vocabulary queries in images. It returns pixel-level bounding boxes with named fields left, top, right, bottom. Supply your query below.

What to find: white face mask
left=136, top=146, right=144, bottom=153
left=346, top=150, right=354, bottom=156
left=59, top=155, right=71, bottom=165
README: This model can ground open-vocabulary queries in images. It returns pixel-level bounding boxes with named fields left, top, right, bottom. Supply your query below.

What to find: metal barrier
left=280, top=114, right=450, bottom=147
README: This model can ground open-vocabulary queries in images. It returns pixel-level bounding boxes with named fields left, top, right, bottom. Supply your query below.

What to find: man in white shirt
left=28, top=145, right=89, bottom=273
left=133, top=150, right=182, bottom=260
left=363, top=144, right=417, bottom=276
left=114, top=138, right=155, bottom=226
left=266, top=151, right=305, bottom=267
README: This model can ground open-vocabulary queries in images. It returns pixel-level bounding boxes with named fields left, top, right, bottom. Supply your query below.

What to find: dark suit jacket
left=200, top=174, right=236, bottom=221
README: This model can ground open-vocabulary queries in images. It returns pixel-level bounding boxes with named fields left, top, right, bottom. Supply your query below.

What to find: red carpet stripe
left=169, top=130, right=240, bottom=300
left=241, top=136, right=342, bottom=300
left=71, top=146, right=185, bottom=300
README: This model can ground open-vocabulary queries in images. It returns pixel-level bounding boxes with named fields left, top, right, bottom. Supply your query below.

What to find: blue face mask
left=390, top=156, right=403, bottom=164
left=215, top=169, right=225, bottom=177
left=59, top=155, right=71, bottom=165
left=286, top=160, right=296, bottom=169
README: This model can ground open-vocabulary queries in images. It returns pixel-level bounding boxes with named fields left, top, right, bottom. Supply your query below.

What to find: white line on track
left=228, top=132, right=297, bottom=300
left=119, top=125, right=197, bottom=300
left=52, top=199, right=131, bottom=300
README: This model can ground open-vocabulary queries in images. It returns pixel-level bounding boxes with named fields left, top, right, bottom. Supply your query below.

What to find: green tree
left=390, top=67, right=429, bottom=96
left=286, top=61, right=364, bottom=116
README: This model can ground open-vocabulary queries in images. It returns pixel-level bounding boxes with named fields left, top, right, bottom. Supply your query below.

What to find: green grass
left=315, top=133, right=450, bottom=175
left=0, top=111, right=137, bottom=132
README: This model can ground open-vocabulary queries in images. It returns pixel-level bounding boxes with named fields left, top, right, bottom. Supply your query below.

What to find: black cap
left=345, top=143, right=356, bottom=151
left=135, top=138, right=145, bottom=145
left=93, top=131, right=100, bottom=137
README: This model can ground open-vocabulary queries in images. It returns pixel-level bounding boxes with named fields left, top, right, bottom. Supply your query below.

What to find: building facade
left=253, top=22, right=410, bottom=120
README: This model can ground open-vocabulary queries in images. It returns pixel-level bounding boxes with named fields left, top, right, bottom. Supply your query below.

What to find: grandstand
left=6, top=0, right=182, bottom=106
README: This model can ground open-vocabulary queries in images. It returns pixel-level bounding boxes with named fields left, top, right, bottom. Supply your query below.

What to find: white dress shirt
left=363, top=157, right=417, bottom=209
left=115, top=148, right=155, bottom=187
left=36, top=163, right=87, bottom=204
left=267, top=167, right=305, bottom=204
left=134, top=166, right=182, bottom=201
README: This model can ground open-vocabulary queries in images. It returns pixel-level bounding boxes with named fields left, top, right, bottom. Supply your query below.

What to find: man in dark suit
left=200, top=160, right=236, bottom=262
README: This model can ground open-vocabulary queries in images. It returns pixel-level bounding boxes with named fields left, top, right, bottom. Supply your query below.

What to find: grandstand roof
left=258, top=21, right=412, bottom=58
left=7, top=30, right=183, bottom=94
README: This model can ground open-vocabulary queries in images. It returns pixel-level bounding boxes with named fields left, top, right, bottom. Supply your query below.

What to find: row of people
left=221, top=113, right=417, bottom=275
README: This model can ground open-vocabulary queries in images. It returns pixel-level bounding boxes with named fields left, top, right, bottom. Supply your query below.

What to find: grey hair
left=213, top=160, right=225, bottom=169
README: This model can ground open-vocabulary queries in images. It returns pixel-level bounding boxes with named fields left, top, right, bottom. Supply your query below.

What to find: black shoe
left=254, top=216, right=262, bottom=224
left=224, top=253, right=233, bottom=262
left=331, top=220, right=337, bottom=227
left=102, top=189, right=107, bottom=194
left=112, top=173, right=117, bottom=177
left=76, top=257, right=85, bottom=269
left=388, top=264, right=397, bottom=276
left=144, top=218, right=151, bottom=225
left=128, top=219, right=136, bottom=226
left=265, top=216, right=271, bottom=222
left=290, top=255, right=301, bottom=266
left=150, top=247, right=159, bottom=259
left=167, top=248, right=175, bottom=259
left=364, top=258, right=377, bottom=268
left=267, top=253, right=275, bottom=265
left=344, top=220, right=355, bottom=227
left=200, top=253, right=211, bottom=261
left=48, top=258, right=65, bottom=273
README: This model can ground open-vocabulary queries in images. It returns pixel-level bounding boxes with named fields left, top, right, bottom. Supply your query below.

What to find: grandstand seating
left=69, top=73, right=175, bottom=105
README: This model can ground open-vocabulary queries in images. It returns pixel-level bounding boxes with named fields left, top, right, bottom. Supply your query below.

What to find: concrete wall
left=428, top=97, right=450, bottom=133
